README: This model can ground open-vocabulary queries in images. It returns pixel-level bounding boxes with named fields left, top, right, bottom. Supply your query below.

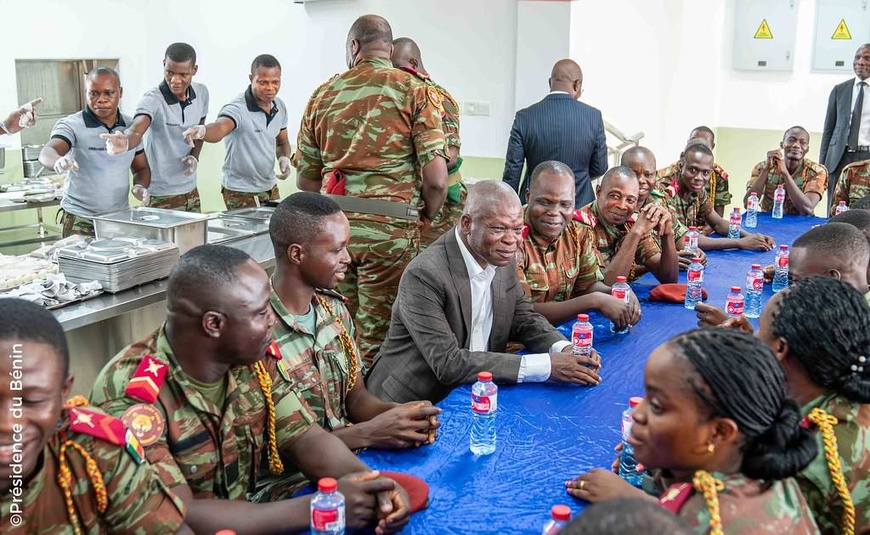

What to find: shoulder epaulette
left=68, top=406, right=127, bottom=447
left=842, top=159, right=870, bottom=173
left=573, top=207, right=597, bottom=227
left=521, top=223, right=530, bottom=240
left=713, top=163, right=729, bottom=180
left=398, top=65, right=430, bottom=82
left=658, top=482, right=695, bottom=513
left=316, top=287, right=348, bottom=303
left=266, top=340, right=283, bottom=361
left=124, top=354, right=168, bottom=404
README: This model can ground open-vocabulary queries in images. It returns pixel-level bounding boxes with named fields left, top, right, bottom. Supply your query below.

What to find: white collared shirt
left=547, top=90, right=571, bottom=97
left=454, top=229, right=568, bottom=382
left=851, top=77, right=870, bottom=146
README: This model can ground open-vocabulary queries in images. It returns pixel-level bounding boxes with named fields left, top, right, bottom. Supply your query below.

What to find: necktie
left=848, top=81, right=866, bottom=150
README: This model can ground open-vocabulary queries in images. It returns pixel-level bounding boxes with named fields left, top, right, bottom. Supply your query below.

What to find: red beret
left=379, top=471, right=430, bottom=513
left=649, top=283, right=709, bottom=303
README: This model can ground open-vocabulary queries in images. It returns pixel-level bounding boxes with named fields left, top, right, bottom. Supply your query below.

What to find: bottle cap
left=478, top=371, right=493, bottom=382
left=615, top=276, right=627, bottom=283
left=776, top=184, right=784, bottom=188
left=692, top=257, right=702, bottom=263
left=318, top=477, right=338, bottom=493
left=215, top=531, right=237, bottom=535
left=779, top=244, right=789, bottom=250
left=576, top=314, right=590, bottom=322
left=751, top=263, right=762, bottom=269
left=750, top=191, right=757, bottom=196
left=839, top=201, right=846, bottom=205
left=730, top=286, right=742, bottom=292
left=629, top=396, right=643, bottom=407
left=688, top=226, right=697, bottom=231
left=551, top=505, right=571, bottom=521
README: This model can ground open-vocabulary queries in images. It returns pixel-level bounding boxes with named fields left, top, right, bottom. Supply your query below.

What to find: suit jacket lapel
left=445, top=231, right=473, bottom=344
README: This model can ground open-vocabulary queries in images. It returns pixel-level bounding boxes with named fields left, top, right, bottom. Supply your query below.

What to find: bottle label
left=572, top=331, right=593, bottom=349
left=777, top=255, right=789, bottom=268
left=747, top=274, right=763, bottom=291
left=612, top=289, right=627, bottom=301
left=472, top=393, right=497, bottom=413
left=312, top=507, right=344, bottom=531
left=726, top=299, right=745, bottom=316
left=688, top=268, right=702, bottom=282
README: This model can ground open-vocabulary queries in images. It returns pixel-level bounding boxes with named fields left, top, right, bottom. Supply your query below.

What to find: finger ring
left=579, top=480, right=585, bottom=490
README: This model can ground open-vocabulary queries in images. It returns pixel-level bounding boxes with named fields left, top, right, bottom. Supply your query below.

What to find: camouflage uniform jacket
left=574, top=202, right=661, bottom=282
left=797, top=393, right=870, bottom=535
left=832, top=159, right=870, bottom=211
left=270, top=289, right=357, bottom=431
left=658, top=159, right=732, bottom=210
left=748, top=158, right=828, bottom=214
left=293, top=56, right=447, bottom=225
left=88, top=326, right=316, bottom=500
left=516, top=219, right=603, bottom=303
left=642, top=188, right=688, bottom=246
left=661, top=182, right=715, bottom=231
left=0, top=408, right=186, bottom=534
left=660, top=472, right=820, bottom=534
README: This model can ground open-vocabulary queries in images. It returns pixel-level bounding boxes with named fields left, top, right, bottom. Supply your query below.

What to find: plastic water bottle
left=728, top=208, right=742, bottom=239
left=772, top=184, right=786, bottom=219
left=571, top=314, right=593, bottom=357
left=311, top=477, right=345, bottom=535
left=725, top=286, right=745, bottom=318
left=684, top=257, right=704, bottom=310
left=746, top=192, right=759, bottom=229
left=745, top=264, right=763, bottom=319
left=470, top=372, right=497, bottom=455
left=686, top=226, right=700, bottom=254
left=773, top=245, right=790, bottom=293
left=835, top=201, right=849, bottom=215
left=618, top=397, right=644, bottom=488
left=542, top=505, right=571, bottom=534
left=610, top=276, right=631, bottom=334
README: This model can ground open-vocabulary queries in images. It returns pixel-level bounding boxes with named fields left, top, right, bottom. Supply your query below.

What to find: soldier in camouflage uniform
left=744, top=127, right=827, bottom=216
left=88, top=245, right=410, bottom=534
left=657, top=126, right=732, bottom=217
left=574, top=166, right=678, bottom=284
left=621, top=146, right=709, bottom=270
left=293, top=15, right=449, bottom=367
left=391, top=37, right=466, bottom=248
left=754, top=278, right=870, bottom=535
left=832, top=158, right=870, bottom=211
left=515, top=161, right=640, bottom=330
left=0, top=299, right=189, bottom=534
left=260, top=193, right=441, bottom=494
left=662, top=143, right=775, bottom=252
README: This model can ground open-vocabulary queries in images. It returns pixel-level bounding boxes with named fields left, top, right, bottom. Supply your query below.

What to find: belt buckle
left=406, top=206, right=419, bottom=219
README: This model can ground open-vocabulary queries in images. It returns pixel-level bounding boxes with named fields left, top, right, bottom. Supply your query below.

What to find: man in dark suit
left=502, top=59, right=608, bottom=209
left=821, top=43, right=870, bottom=215
left=365, top=181, right=602, bottom=404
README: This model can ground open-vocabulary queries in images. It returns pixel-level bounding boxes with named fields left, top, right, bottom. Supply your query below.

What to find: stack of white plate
left=57, top=237, right=179, bottom=293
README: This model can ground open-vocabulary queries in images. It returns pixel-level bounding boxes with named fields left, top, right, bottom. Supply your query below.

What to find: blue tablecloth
left=358, top=214, right=822, bottom=534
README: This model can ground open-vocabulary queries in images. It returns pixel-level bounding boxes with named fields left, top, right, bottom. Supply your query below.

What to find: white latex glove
left=180, top=155, right=198, bottom=176
left=182, top=125, right=206, bottom=147
left=276, top=156, right=292, bottom=180
left=17, top=98, right=43, bottom=129
left=53, top=154, right=79, bottom=174
left=131, top=185, right=150, bottom=206
left=99, top=131, right=129, bottom=155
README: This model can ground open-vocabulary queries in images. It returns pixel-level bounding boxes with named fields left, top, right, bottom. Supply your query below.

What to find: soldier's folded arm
left=420, top=155, right=448, bottom=220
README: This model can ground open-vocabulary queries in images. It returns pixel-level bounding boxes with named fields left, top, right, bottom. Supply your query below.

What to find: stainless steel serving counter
left=56, top=232, right=274, bottom=396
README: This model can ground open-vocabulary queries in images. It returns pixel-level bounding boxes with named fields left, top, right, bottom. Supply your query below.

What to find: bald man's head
left=460, top=181, right=524, bottom=268
left=549, top=59, right=583, bottom=99
left=391, top=37, right=423, bottom=72
left=620, top=146, right=655, bottom=168
left=464, top=181, right=521, bottom=220
left=346, top=14, right=393, bottom=67
left=621, top=147, right=657, bottom=203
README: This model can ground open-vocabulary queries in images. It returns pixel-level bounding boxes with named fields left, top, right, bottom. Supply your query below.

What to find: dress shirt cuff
left=550, top=340, right=572, bottom=353
left=518, top=353, right=551, bottom=383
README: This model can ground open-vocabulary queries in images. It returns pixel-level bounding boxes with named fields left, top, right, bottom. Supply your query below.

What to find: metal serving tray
left=92, top=207, right=210, bottom=254
left=224, top=206, right=275, bottom=222
left=209, top=215, right=270, bottom=234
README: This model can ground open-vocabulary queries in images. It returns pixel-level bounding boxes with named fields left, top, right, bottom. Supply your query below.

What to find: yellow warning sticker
left=831, top=18, right=852, bottom=40
left=754, top=19, right=773, bottom=39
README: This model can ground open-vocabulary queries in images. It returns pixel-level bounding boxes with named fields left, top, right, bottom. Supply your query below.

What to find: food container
left=92, top=207, right=210, bottom=254
left=224, top=206, right=275, bottom=222
left=21, top=144, right=43, bottom=161
left=209, top=215, right=270, bottom=234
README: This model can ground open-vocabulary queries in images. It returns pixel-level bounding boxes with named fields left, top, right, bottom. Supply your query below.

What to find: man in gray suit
left=503, top=59, right=608, bottom=209
left=365, top=181, right=602, bottom=404
left=821, top=43, right=870, bottom=215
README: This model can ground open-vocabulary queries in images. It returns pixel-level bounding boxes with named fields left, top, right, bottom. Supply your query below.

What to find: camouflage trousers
left=57, top=209, right=95, bottom=238
left=150, top=187, right=201, bottom=212
left=338, top=218, right=420, bottom=369
left=222, top=185, right=280, bottom=210
left=420, top=181, right=467, bottom=249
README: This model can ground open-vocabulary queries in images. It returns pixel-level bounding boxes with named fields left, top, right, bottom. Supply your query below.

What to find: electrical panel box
left=733, top=0, right=799, bottom=71
left=812, top=0, right=870, bottom=73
